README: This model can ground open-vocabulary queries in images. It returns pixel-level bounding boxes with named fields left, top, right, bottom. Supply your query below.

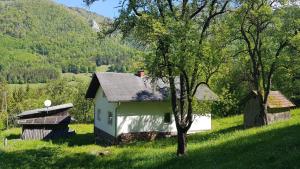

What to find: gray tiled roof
left=85, top=72, right=218, bottom=102
left=17, top=103, right=73, bottom=117
left=97, top=72, right=164, bottom=102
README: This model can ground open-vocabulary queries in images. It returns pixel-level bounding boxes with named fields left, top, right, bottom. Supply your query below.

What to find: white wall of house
left=117, top=101, right=172, bottom=135
left=117, top=115, right=173, bottom=135
left=117, top=101, right=211, bottom=135
left=117, top=114, right=211, bottom=135
left=94, top=87, right=116, bottom=136
left=94, top=88, right=211, bottom=137
left=188, top=114, right=211, bottom=133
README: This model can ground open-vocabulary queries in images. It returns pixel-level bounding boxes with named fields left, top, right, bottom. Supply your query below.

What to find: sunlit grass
left=0, top=109, right=299, bottom=169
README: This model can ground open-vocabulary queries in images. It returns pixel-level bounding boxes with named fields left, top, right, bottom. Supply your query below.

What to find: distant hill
left=68, top=7, right=109, bottom=24
left=0, top=0, right=139, bottom=84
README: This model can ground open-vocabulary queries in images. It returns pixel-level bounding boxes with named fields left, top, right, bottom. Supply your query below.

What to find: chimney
left=136, top=70, right=145, bottom=78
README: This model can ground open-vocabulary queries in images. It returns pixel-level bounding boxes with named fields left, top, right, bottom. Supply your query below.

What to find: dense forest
left=0, top=78, right=93, bottom=129
left=0, top=0, right=141, bottom=83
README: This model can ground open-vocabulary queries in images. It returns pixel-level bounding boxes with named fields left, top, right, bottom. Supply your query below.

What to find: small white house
left=85, top=71, right=218, bottom=144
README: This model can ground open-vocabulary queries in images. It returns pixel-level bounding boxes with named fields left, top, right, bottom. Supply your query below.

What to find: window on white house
left=164, top=113, right=171, bottom=123
left=108, top=112, right=113, bottom=125
left=97, top=109, right=101, bottom=121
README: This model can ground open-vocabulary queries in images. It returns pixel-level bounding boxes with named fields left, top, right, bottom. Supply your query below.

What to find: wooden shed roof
left=17, top=103, right=73, bottom=118
left=252, top=91, right=295, bottom=108
left=17, top=115, right=70, bottom=125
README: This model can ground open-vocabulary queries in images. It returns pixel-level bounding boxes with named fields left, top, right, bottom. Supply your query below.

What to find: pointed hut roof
left=251, top=91, right=295, bottom=108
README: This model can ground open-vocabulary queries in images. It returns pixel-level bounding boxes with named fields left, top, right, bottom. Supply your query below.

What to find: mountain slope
left=0, top=0, right=138, bottom=83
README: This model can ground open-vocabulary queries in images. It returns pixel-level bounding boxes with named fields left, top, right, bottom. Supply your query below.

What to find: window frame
left=108, top=111, right=113, bottom=125
left=97, top=109, right=101, bottom=121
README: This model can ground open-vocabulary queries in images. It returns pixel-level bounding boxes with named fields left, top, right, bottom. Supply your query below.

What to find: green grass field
left=8, top=83, right=46, bottom=90
left=61, top=73, right=92, bottom=83
left=1, top=109, right=300, bottom=169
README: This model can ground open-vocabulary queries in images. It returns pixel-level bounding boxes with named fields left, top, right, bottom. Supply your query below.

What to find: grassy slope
left=0, top=109, right=300, bottom=169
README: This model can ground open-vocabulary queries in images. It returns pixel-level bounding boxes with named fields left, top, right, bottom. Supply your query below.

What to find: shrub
left=211, top=87, right=240, bottom=117
left=0, top=112, right=7, bottom=130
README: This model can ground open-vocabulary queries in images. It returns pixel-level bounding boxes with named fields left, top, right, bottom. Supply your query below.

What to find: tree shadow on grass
left=5, top=134, right=21, bottom=140
left=0, top=146, right=150, bottom=169
left=119, top=124, right=244, bottom=148
left=147, top=124, right=300, bottom=169
left=1, top=125, right=300, bottom=169
left=188, top=124, right=244, bottom=144
left=0, top=147, right=99, bottom=169
left=50, top=132, right=95, bottom=146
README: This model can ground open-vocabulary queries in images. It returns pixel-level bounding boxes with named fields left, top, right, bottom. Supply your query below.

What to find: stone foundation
left=94, top=127, right=117, bottom=146
left=94, top=126, right=175, bottom=145
left=117, top=131, right=175, bottom=143
left=267, top=111, right=291, bottom=124
left=244, top=108, right=291, bottom=128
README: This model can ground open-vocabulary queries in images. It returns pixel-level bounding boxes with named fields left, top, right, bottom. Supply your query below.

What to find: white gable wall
left=94, top=87, right=116, bottom=136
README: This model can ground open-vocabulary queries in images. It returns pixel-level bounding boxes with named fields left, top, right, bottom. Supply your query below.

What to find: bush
left=211, top=87, right=240, bottom=117
left=0, top=112, right=7, bottom=130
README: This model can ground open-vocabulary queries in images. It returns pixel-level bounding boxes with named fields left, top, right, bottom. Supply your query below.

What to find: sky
left=54, top=0, right=120, bottom=18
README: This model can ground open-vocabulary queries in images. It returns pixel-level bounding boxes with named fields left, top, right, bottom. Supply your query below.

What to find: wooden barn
left=17, top=103, right=75, bottom=140
left=244, top=91, right=295, bottom=128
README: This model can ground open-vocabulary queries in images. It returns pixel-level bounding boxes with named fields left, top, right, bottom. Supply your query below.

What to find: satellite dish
left=44, top=100, right=52, bottom=108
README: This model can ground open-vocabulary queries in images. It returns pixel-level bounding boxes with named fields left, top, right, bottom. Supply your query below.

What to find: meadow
left=0, top=109, right=299, bottom=169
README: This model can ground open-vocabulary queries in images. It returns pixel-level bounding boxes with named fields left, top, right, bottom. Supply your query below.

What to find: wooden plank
left=18, top=115, right=70, bottom=125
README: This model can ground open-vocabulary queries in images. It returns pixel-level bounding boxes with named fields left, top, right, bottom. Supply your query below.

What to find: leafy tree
left=3, top=77, right=94, bottom=126
left=235, top=0, right=300, bottom=126
left=0, top=82, right=8, bottom=129
left=85, top=0, right=230, bottom=155
left=45, top=79, right=77, bottom=105
left=72, top=80, right=94, bottom=122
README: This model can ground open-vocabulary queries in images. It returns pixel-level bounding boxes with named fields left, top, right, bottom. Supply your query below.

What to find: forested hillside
left=0, top=0, right=298, bottom=128
left=0, top=0, right=140, bottom=83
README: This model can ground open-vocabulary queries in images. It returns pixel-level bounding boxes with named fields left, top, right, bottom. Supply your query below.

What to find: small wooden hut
left=244, top=91, right=295, bottom=128
left=17, top=103, right=75, bottom=140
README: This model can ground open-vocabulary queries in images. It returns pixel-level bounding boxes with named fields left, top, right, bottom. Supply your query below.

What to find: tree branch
left=156, top=0, right=165, bottom=19
left=265, top=41, right=288, bottom=101
left=189, top=0, right=207, bottom=19
left=192, top=81, right=208, bottom=96
left=181, top=0, right=188, bottom=18
left=167, top=0, right=178, bottom=20
left=129, top=0, right=142, bottom=16
left=199, top=0, right=229, bottom=43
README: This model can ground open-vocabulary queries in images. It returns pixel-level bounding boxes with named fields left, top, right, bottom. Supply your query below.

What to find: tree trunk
left=177, top=129, right=187, bottom=156
left=259, top=103, right=268, bottom=125
left=257, top=100, right=268, bottom=126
